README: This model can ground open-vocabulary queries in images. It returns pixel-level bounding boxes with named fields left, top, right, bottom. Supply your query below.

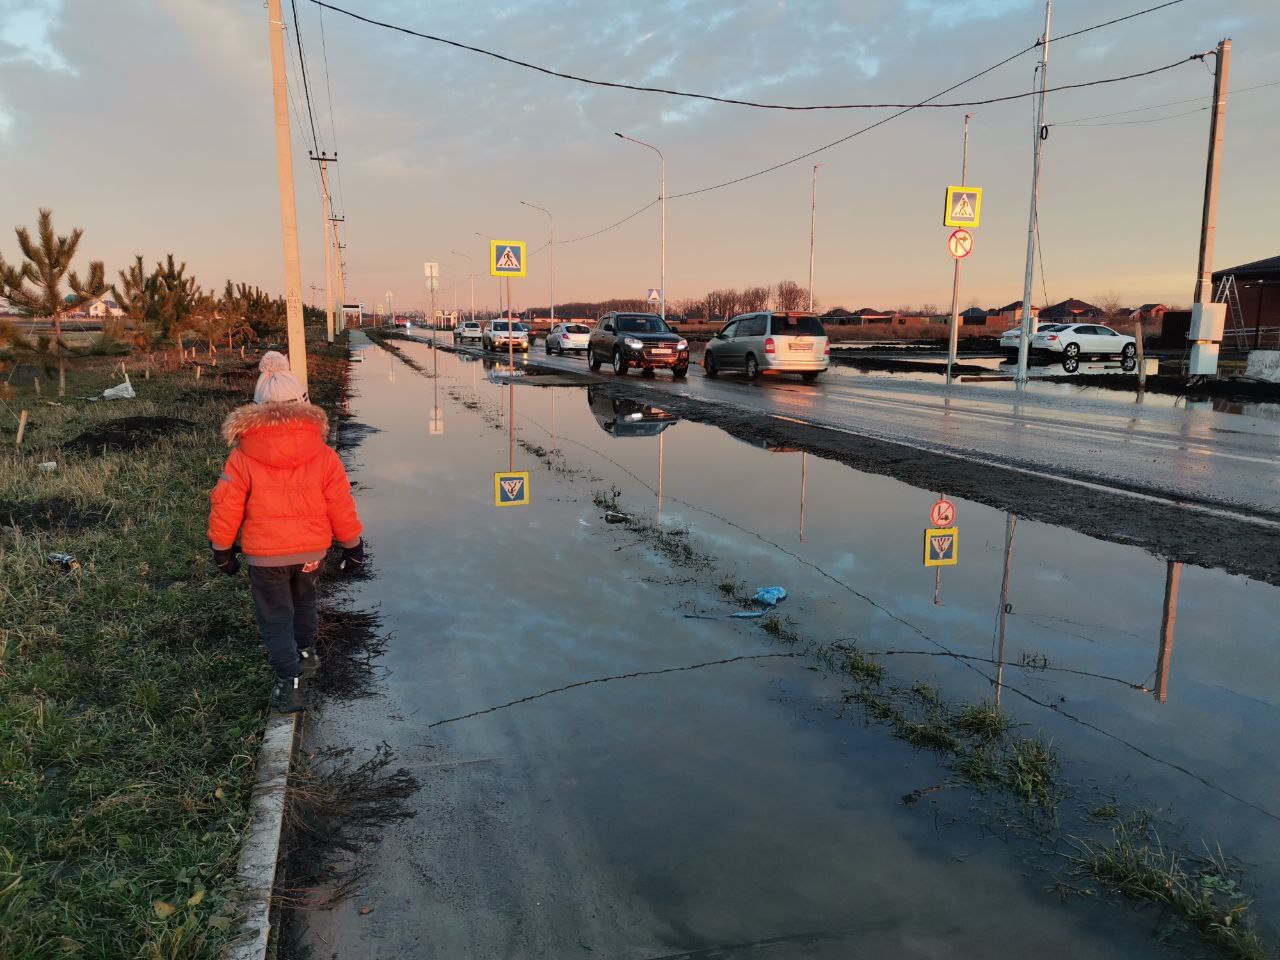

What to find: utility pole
left=313, top=153, right=337, bottom=344
left=616, top=133, right=666, bottom=322
left=331, top=217, right=347, bottom=326
left=1188, top=39, right=1232, bottom=378
left=264, top=0, right=308, bottom=390
left=452, top=250, right=476, bottom=322
left=522, top=202, right=554, bottom=325
left=1015, top=0, right=1052, bottom=384
left=808, top=164, right=823, bottom=312
left=945, top=113, right=973, bottom=386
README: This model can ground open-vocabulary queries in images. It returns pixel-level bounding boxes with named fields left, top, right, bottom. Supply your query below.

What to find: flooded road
left=295, top=336, right=1280, bottom=959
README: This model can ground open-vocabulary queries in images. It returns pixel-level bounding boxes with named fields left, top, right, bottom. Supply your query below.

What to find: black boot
left=271, top=674, right=304, bottom=713
left=298, top=647, right=321, bottom=680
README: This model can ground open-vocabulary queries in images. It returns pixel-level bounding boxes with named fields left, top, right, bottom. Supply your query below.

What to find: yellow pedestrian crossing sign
left=923, top=527, right=959, bottom=567
left=494, top=470, right=530, bottom=506
left=943, top=186, right=983, bottom=228
left=490, top=240, right=527, bottom=278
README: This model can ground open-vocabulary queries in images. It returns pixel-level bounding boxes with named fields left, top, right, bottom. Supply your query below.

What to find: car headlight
left=676, top=339, right=688, bottom=350
left=624, top=337, right=644, bottom=350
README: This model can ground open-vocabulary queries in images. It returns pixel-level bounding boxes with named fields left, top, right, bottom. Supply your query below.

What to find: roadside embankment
left=0, top=338, right=347, bottom=959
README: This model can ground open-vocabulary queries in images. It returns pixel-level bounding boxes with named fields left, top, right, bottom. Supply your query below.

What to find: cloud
left=904, top=0, right=1032, bottom=28
left=0, top=98, right=12, bottom=138
left=0, top=0, right=73, bottom=72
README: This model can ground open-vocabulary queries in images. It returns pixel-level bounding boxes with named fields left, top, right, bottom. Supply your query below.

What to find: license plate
left=788, top=342, right=812, bottom=352
left=651, top=349, right=671, bottom=356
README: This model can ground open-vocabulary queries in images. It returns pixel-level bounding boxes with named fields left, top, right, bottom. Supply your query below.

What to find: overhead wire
left=281, top=20, right=325, bottom=199
left=1050, top=79, right=1278, bottom=125
left=317, top=1, right=347, bottom=217
left=289, top=0, right=322, bottom=153
left=1056, top=105, right=1207, bottom=127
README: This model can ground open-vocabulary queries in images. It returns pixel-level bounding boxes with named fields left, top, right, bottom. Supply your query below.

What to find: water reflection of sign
left=929, top=498, right=956, bottom=527
left=943, top=185, right=982, bottom=228
left=923, top=526, right=958, bottom=567
left=494, top=470, right=530, bottom=506
left=429, top=407, right=444, bottom=435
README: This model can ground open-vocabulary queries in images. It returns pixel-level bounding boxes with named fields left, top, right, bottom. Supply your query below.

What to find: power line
left=281, top=21, right=325, bottom=199
left=1050, top=0, right=1188, bottom=43
left=306, top=0, right=1200, bottom=113
left=289, top=0, right=322, bottom=153
left=317, top=2, right=346, bottom=216
left=1057, top=105, right=1208, bottom=127
left=1050, top=79, right=1278, bottom=126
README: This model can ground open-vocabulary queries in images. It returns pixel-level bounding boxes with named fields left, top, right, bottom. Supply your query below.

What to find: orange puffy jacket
left=208, top=402, right=362, bottom=563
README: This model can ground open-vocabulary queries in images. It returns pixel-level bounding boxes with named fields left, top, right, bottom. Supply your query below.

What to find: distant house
left=821, top=307, right=854, bottom=324
left=996, top=300, right=1039, bottom=325
left=1211, top=256, right=1280, bottom=348
left=1039, top=298, right=1103, bottom=322
left=853, top=307, right=893, bottom=325
left=960, top=306, right=989, bottom=326
left=1129, top=303, right=1168, bottom=323
left=82, top=295, right=124, bottom=318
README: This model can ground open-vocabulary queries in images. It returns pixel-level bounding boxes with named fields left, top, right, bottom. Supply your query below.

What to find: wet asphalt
left=293, top=336, right=1280, bottom=959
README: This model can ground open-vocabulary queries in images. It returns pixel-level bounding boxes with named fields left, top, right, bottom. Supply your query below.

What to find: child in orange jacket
left=208, top=352, right=364, bottom=712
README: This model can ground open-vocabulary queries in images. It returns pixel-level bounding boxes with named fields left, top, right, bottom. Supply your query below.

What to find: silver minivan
left=704, top=311, right=829, bottom=381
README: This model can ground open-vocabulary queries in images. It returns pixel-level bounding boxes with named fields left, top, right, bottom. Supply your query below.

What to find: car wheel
left=1062, top=355, right=1080, bottom=374
left=1121, top=356, right=1137, bottom=372
left=745, top=354, right=760, bottom=380
left=544, top=340, right=551, bottom=354
left=612, top=350, right=628, bottom=376
left=801, top=370, right=821, bottom=382
left=1121, top=343, right=1136, bottom=359
left=673, top=364, right=688, bottom=380
left=704, top=351, right=718, bottom=378
left=588, top=347, right=602, bottom=371
left=1064, top=342, right=1080, bottom=359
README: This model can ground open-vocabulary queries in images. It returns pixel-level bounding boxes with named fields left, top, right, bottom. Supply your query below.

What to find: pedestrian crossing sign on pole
left=943, top=186, right=983, bottom=228
left=494, top=470, right=530, bottom=507
left=923, top=527, right=959, bottom=567
left=490, top=240, right=526, bottom=278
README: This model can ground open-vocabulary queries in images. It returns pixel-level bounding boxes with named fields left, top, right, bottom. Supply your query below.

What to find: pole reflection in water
left=799, top=452, right=807, bottom=543
left=657, top=430, right=664, bottom=524
left=508, top=382, right=515, bottom=472
left=1155, top=560, right=1182, bottom=703
left=994, top=512, right=1018, bottom=707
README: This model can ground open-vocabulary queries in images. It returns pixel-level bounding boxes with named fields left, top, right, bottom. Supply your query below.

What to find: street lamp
left=474, top=232, right=502, bottom=315
left=521, top=201, right=554, bottom=326
left=615, top=131, right=665, bottom=322
left=451, top=249, right=476, bottom=322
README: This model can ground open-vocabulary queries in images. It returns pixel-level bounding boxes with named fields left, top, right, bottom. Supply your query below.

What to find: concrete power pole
left=808, top=164, right=823, bottom=312
left=945, top=113, right=973, bottom=386
left=315, top=154, right=337, bottom=344
left=1015, top=0, right=1052, bottom=384
left=1188, top=39, right=1232, bottom=378
left=332, top=218, right=348, bottom=326
left=264, top=0, right=308, bottom=391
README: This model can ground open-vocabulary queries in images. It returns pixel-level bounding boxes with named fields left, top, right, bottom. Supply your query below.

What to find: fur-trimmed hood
left=221, top=401, right=329, bottom=469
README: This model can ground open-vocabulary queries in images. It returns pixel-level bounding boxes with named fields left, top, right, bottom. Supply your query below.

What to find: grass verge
left=0, top=338, right=349, bottom=960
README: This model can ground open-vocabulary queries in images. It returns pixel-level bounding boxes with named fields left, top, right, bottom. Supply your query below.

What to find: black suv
left=587, top=312, right=689, bottom=378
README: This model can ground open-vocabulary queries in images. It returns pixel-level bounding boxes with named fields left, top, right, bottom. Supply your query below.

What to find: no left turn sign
left=947, top=229, right=974, bottom=260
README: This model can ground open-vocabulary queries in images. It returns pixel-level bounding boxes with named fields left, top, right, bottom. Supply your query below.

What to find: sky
left=0, top=0, right=1277, bottom=315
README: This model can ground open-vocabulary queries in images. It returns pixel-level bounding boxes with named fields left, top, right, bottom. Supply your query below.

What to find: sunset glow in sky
left=1, top=0, right=1276, bottom=314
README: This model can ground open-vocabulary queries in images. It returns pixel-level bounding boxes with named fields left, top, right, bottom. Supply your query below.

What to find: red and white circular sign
left=947, top=229, right=974, bottom=260
left=930, top=498, right=956, bottom=527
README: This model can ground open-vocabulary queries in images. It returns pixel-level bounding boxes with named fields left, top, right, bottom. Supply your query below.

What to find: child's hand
left=212, top=548, right=240, bottom=576
left=339, top=539, right=365, bottom=574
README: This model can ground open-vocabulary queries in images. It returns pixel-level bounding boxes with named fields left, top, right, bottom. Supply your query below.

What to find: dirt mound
left=0, top=496, right=110, bottom=532
left=66, top=416, right=196, bottom=455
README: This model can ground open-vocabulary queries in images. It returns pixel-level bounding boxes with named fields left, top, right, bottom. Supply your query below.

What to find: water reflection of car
left=545, top=322, right=591, bottom=355
left=587, top=387, right=679, bottom=437
left=483, top=320, right=529, bottom=352
left=454, top=320, right=483, bottom=342
left=1000, top=322, right=1063, bottom=356
left=1031, top=323, right=1136, bottom=367
left=587, top=312, right=689, bottom=378
left=703, top=311, right=829, bottom=381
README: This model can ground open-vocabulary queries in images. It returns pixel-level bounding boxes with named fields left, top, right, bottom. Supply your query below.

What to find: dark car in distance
left=587, top=312, right=689, bottom=378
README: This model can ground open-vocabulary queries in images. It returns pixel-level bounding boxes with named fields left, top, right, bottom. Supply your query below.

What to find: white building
left=82, top=295, right=124, bottom=318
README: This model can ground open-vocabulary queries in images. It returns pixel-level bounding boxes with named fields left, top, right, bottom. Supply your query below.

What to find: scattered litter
left=358, top=906, right=374, bottom=916
left=754, top=586, right=787, bottom=607
left=577, top=518, right=591, bottom=527
left=37, top=461, right=57, bottom=472
left=47, top=552, right=80, bottom=571
left=604, top=510, right=631, bottom=525
left=101, top=381, right=136, bottom=400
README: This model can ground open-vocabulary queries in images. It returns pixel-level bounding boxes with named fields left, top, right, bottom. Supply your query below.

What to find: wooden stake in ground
left=195, top=365, right=202, bottom=381
left=33, top=377, right=41, bottom=396
left=15, top=410, right=28, bottom=447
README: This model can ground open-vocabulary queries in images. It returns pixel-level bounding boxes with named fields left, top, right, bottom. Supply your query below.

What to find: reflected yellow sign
left=923, top=526, right=958, bottom=567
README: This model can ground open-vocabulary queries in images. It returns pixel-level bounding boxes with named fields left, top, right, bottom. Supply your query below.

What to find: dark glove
left=212, top=547, right=240, bottom=576
left=339, top=539, right=365, bottom=574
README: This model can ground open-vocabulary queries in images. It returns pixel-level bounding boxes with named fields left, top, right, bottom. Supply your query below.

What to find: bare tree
left=1095, top=291, right=1126, bottom=319
left=773, top=280, right=806, bottom=311
left=740, top=285, right=771, bottom=312
left=0, top=208, right=105, bottom=395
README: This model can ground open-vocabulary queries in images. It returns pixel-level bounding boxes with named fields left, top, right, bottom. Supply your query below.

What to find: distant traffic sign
left=490, top=240, right=526, bottom=278
left=929, top=498, right=956, bottom=527
left=423, top=262, right=439, bottom=278
left=923, top=527, right=959, bottom=567
left=647, top=288, right=661, bottom=304
left=943, top=185, right=983, bottom=228
left=494, top=470, right=530, bottom=507
left=947, top=229, right=974, bottom=260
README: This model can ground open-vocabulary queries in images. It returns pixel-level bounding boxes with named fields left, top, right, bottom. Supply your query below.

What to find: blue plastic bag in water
left=753, top=587, right=787, bottom=607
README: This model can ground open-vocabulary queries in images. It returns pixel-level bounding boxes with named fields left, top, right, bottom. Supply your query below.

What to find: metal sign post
left=944, top=115, right=976, bottom=386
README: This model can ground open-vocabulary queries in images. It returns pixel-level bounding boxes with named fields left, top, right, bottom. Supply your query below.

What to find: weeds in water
left=592, top=486, right=622, bottom=512
left=954, top=701, right=1018, bottom=741
left=1072, top=817, right=1268, bottom=960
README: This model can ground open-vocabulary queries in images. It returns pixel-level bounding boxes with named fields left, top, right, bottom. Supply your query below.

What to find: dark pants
left=248, top=563, right=321, bottom=679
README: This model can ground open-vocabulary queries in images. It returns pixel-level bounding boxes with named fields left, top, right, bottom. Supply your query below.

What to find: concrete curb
left=227, top=712, right=298, bottom=960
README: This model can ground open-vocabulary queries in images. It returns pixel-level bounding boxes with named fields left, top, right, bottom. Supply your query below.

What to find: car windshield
left=617, top=314, right=669, bottom=334
left=565, top=324, right=590, bottom=334
left=769, top=314, right=825, bottom=336
left=492, top=322, right=517, bottom=332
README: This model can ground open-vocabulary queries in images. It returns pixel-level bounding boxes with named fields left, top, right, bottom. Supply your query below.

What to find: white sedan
left=545, top=322, right=592, bottom=355
left=1031, top=323, right=1136, bottom=366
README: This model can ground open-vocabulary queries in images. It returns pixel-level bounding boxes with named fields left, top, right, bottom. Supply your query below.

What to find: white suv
left=454, top=320, right=483, bottom=342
